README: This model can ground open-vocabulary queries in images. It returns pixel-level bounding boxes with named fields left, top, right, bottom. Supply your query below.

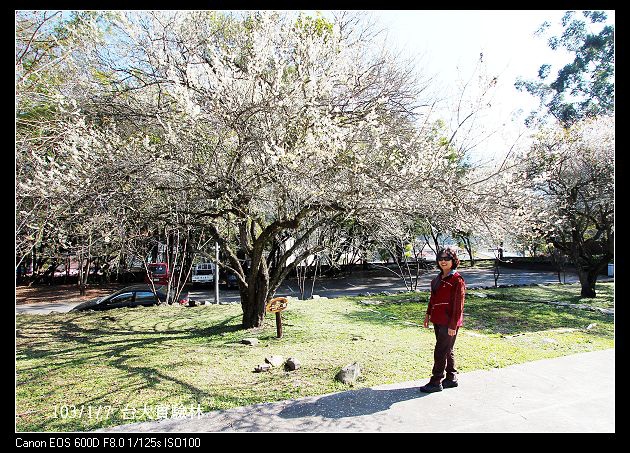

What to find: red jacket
left=426, top=270, right=466, bottom=330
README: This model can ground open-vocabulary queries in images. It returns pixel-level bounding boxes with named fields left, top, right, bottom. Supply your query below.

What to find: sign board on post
left=266, top=297, right=288, bottom=338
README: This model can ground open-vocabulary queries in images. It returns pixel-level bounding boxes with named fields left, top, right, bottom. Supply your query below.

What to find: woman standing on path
left=420, top=246, right=466, bottom=393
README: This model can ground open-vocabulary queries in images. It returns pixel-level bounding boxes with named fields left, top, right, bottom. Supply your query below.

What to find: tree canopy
left=514, top=10, right=614, bottom=127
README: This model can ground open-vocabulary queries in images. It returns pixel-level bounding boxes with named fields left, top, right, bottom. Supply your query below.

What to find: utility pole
left=214, top=240, right=220, bottom=304
left=214, top=199, right=220, bottom=305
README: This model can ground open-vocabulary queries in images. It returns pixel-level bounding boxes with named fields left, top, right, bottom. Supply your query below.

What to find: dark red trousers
left=430, top=324, right=459, bottom=384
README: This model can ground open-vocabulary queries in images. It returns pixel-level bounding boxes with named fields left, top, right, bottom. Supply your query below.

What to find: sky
left=324, top=10, right=614, bottom=163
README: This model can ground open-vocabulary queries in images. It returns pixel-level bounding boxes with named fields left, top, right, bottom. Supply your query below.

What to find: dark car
left=70, top=284, right=189, bottom=312
left=217, top=269, right=239, bottom=289
left=225, top=272, right=239, bottom=289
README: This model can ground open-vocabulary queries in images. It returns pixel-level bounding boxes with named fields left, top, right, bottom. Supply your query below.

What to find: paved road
left=16, top=267, right=611, bottom=315
left=97, top=348, right=615, bottom=433
left=192, top=267, right=609, bottom=303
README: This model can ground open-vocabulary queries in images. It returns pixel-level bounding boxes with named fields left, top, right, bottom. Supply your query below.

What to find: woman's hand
left=423, top=313, right=429, bottom=328
left=448, top=328, right=457, bottom=336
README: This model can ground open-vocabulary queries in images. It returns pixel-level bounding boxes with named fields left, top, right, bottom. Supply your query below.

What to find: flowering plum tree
left=513, top=115, right=614, bottom=296
left=16, top=10, right=510, bottom=328
left=92, top=11, right=459, bottom=327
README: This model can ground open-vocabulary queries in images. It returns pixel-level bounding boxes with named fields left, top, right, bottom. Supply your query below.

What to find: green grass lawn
left=15, top=282, right=614, bottom=432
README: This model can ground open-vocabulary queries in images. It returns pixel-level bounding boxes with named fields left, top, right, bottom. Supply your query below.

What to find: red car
left=144, top=263, right=170, bottom=286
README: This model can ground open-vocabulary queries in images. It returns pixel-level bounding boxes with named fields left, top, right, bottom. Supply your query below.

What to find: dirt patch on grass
left=15, top=283, right=126, bottom=305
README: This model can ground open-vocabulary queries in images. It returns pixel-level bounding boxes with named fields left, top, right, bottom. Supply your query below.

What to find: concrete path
left=97, top=348, right=615, bottom=433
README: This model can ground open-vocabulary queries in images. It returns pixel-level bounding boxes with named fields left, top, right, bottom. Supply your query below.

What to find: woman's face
left=437, top=254, right=453, bottom=273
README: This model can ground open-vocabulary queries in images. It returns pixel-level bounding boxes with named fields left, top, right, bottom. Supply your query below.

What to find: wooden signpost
left=265, top=297, right=288, bottom=338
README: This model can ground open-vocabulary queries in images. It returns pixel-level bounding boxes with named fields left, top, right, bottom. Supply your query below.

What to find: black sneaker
left=442, top=379, right=458, bottom=389
left=419, top=383, right=443, bottom=393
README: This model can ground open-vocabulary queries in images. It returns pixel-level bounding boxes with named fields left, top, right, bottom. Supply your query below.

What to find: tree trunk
left=493, top=259, right=500, bottom=287
left=577, top=269, right=598, bottom=298
left=242, top=263, right=270, bottom=328
left=466, top=240, right=475, bottom=266
left=569, top=239, right=610, bottom=299
left=241, top=288, right=267, bottom=328
left=78, top=252, right=86, bottom=296
left=46, top=258, right=58, bottom=285
left=151, top=239, right=159, bottom=263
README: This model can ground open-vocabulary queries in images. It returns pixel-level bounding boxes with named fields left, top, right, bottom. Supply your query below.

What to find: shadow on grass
left=344, top=296, right=613, bottom=337
left=481, top=284, right=614, bottom=308
left=18, top=319, right=244, bottom=380
left=16, top=312, right=247, bottom=431
left=464, top=300, right=613, bottom=335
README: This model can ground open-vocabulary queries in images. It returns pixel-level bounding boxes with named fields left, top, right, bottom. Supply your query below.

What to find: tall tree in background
left=16, top=11, right=111, bottom=279
left=514, top=10, right=614, bottom=127
left=511, top=10, right=614, bottom=297
left=515, top=116, right=614, bottom=297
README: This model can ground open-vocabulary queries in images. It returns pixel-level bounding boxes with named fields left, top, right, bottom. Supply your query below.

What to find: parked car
left=70, top=284, right=189, bottom=311
left=225, top=272, right=239, bottom=289
left=191, top=262, right=216, bottom=287
left=144, top=263, right=170, bottom=286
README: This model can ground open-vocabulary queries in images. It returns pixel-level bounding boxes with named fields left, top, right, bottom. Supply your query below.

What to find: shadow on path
left=278, top=386, right=426, bottom=419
